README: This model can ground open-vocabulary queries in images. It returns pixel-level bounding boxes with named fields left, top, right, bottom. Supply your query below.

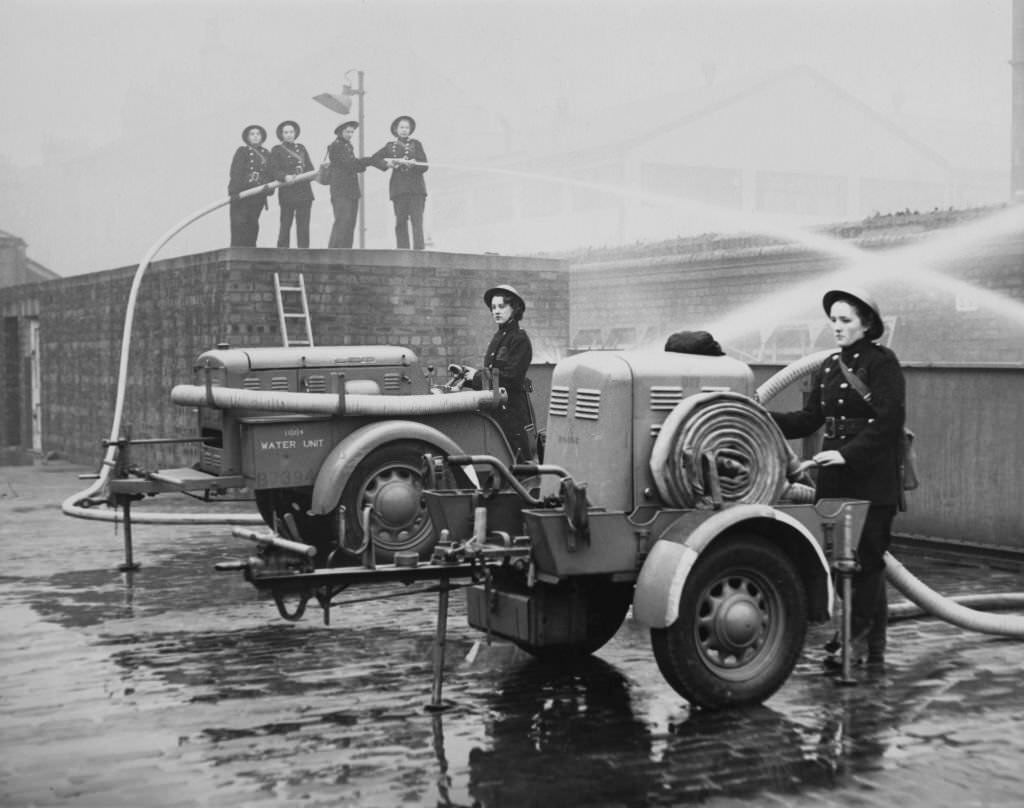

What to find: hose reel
left=649, top=391, right=798, bottom=508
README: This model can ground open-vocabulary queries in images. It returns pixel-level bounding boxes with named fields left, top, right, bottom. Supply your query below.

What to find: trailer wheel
left=650, top=534, right=807, bottom=710
left=337, top=440, right=461, bottom=564
left=514, top=578, right=634, bottom=661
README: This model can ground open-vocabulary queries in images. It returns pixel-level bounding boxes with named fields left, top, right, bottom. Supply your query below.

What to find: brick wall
left=0, top=248, right=568, bottom=465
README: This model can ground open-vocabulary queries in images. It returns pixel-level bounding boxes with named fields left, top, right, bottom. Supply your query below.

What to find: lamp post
left=313, top=69, right=367, bottom=247
left=346, top=70, right=367, bottom=248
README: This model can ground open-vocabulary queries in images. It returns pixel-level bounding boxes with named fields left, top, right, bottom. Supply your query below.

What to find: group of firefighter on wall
left=227, top=115, right=428, bottom=251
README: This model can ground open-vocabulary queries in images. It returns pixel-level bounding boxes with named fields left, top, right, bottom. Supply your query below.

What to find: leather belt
left=824, top=416, right=871, bottom=439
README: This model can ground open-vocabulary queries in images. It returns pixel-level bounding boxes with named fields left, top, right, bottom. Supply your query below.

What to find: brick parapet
left=0, top=248, right=567, bottom=465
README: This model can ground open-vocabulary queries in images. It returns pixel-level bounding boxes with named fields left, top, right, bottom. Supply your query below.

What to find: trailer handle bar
left=445, top=454, right=570, bottom=505
left=231, top=526, right=317, bottom=558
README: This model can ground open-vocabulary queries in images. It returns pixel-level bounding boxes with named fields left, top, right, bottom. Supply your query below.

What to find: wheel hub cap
left=372, top=478, right=420, bottom=527
left=698, top=576, right=769, bottom=666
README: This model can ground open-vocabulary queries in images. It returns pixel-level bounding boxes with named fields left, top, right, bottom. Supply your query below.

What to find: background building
left=431, top=67, right=1007, bottom=256
left=0, top=229, right=58, bottom=288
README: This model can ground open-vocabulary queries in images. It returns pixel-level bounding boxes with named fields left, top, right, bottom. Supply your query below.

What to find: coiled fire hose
left=649, top=391, right=799, bottom=507
left=754, top=354, right=1024, bottom=638
left=62, top=172, right=320, bottom=525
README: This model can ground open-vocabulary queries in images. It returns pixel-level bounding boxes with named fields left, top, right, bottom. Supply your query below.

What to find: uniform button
left=838, top=399, right=844, bottom=404
left=840, top=383, right=848, bottom=389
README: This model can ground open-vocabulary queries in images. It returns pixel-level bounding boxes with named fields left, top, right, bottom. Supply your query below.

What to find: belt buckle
left=823, top=416, right=836, bottom=439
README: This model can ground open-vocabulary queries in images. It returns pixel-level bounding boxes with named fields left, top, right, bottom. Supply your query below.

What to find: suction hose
left=169, top=385, right=502, bottom=416
left=757, top=352, right=1024, bottom=637
left=884, top=554, right=1024, bottom=636
left=62, top=171, right=320, bottom=525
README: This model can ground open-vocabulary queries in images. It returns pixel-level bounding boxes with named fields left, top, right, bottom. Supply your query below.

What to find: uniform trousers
left=277, top=200, right=312, bottom=248
left=230, top=196, right=265, bottom=247
left=392, top=195, right=426, bottom=250
left=329, top=197, right=359, bottom=248
left=852, top=504, right=896, bottom=656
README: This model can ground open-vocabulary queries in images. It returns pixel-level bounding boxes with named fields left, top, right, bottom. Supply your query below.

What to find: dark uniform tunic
left=269, top=142, right=315, bottom=248
left=369, top=138, right=429, bottom=249
left=772, top=337, right=906, bottom=656
left=228, top=144, right=273, bottom=247
left=327, top=138, right=369, bottom=248
left=472, top=320, right=535, bottom=461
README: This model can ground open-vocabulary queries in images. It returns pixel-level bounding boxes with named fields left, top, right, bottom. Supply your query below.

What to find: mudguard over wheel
left=337, top=440, right=460, bottom=564
left=650, top=534, right=807, bottom=710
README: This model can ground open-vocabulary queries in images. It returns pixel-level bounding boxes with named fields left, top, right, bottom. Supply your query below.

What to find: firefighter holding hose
left=770, top=288, right=906, bottom=668
left=227, top=124, right=273, bottom=246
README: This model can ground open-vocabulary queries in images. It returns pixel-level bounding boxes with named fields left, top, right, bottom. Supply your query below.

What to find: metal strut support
left=427, top=573, right=455, bottom=712
left=113, top=428, right=141, bottom=572
left=116, top=493, right=140, bottom=572
left=830, top=511, right=860, bottom=685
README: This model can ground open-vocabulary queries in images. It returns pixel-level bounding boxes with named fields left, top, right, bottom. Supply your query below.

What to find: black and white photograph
left=1, top=1, right=1023, bottom=806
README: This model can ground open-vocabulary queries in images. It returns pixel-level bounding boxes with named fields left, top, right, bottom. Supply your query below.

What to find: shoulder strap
left=837, top=359, right=872, bottom=403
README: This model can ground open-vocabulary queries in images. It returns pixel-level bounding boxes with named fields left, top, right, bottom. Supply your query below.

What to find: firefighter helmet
left=483, top=284, right=526, bottom=314
left=822, top=287, right=884, bottom=340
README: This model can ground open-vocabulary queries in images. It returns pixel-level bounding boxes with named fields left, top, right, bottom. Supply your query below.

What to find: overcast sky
left=0, top=0, right=1013, bottom=274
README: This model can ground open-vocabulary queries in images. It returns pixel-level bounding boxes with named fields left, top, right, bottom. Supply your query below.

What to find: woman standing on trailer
left=770, top=288, right=906, bottom=668
left=269, top=120, right=315, bottom=248
left=228, top=124, right=273, bottom=246
left=457, top=284, right=536, bottom=462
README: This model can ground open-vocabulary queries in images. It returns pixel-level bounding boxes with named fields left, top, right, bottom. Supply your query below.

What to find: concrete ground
left=2, top=459, right=1024, bottom=807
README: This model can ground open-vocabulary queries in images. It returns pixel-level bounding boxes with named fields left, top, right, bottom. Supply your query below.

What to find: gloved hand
left=447, top=364, right=478, bottom=380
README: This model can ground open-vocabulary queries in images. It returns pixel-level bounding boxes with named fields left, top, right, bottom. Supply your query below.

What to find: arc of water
left=414, top=159, right=1024, bottom=339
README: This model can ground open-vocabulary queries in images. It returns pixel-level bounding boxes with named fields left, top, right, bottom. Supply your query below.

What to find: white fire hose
left=649, top=391, right=798, bottom=507
left=169, top=384, right=501, bottom=417
left=62, top=171, right=321, bottom=525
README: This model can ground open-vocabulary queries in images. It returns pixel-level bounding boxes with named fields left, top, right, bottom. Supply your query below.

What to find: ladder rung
left=274, top=271, right=313, bottom=348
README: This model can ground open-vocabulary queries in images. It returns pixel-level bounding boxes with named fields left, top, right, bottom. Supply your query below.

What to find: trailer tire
left=650, top=534, right=807, bottom=710
left=336, top=440, right=462, bottom=565
left=514, top=578, right=634, bottom=661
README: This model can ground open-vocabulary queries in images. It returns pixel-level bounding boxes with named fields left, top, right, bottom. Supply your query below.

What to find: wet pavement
left=2, top=460, right=1024, bottom=807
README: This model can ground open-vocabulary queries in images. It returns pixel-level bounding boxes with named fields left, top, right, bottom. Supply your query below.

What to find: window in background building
left=756, top=170, right=847, bottom=217
left=640, top=163, right=742, bottom=209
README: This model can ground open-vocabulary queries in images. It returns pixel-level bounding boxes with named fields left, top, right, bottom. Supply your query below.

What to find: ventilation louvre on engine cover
left=574, top=388, right=601, bottom=420
left=549, top=385, right=569, bottom=416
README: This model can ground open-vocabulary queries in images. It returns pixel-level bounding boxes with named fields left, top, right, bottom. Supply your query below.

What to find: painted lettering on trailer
left=257, top=438, right=327, bottom=450
left=258, top=440, right=297, bottom=450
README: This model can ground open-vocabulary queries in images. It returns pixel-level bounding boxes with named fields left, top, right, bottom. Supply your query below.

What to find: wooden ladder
left=273, top=272, right=314, bottom=347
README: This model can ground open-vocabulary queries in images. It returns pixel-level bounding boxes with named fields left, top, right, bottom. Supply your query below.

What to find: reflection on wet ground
left=3, top=463, right=1024, bottom=806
